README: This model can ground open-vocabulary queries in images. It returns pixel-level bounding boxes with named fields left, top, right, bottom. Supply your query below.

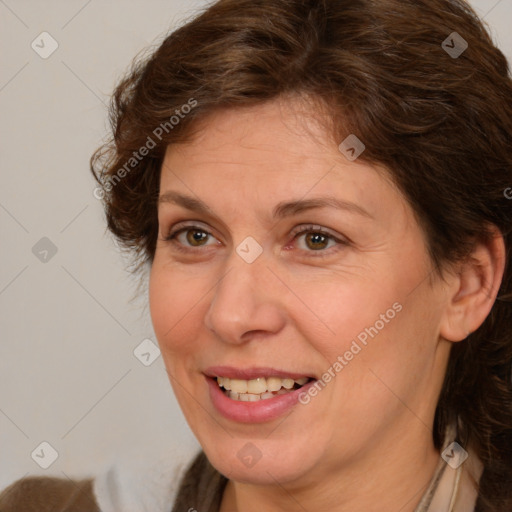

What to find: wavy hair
left=91, top=0, right=512, bottom=509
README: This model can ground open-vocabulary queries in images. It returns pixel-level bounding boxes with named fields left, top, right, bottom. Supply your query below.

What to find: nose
left=203, top=251, right=287, bottom=345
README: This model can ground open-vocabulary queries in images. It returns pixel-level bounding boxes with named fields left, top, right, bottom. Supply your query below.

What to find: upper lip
left=204, top=365, right=315, bottom=381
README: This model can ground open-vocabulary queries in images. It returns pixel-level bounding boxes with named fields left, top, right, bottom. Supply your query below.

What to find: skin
left=149, top=96, right=505, bottom=512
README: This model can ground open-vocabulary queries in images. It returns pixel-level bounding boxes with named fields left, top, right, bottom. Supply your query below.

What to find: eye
left=163, top=222, right=348, bottom=256
left=164, top=224, right=218, bottom=249
left=290, top=225, right=348, bottom=255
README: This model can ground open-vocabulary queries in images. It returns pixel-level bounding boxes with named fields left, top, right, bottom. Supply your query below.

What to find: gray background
left=1, top=0, right=511, bottom=489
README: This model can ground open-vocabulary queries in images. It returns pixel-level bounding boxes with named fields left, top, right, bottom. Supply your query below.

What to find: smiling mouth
left=215, top=376, right=313, bottom=402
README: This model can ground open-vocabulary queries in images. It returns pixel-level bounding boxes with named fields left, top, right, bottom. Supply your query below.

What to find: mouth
left=214, top=375, right=314, bottom=402
left=203, top=366, right=318, bottom=423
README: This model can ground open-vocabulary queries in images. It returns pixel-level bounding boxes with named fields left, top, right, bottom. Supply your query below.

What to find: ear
left=439, top=224, right=506, bottom=342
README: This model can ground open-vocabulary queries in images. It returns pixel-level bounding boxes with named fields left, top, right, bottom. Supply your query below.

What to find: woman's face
left=149, top=98, right=452, bottom=486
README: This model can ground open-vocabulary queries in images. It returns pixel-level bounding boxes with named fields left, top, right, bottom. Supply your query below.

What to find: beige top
left=415, top=424, right=483, bottom=512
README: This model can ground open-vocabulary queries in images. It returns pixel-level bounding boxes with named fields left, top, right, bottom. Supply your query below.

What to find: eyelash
left=163, top=223, right=348, bottom=258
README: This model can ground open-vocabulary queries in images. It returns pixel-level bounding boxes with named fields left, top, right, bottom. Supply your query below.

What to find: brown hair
left=91, top=0, right=512, bottom=509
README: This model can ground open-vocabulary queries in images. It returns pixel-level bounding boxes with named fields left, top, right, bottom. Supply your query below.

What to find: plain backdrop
left=1, top=0, right=511, bottom=490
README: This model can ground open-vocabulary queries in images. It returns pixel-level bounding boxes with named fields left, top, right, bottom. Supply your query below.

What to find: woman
left=1, top=0, right=511, bottom=510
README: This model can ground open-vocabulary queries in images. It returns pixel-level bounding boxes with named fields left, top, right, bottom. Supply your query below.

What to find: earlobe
left=439, top=225, right=506, bottom=343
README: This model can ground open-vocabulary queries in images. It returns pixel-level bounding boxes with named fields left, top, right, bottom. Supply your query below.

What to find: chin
left=202, top=436, right=321, bottom=486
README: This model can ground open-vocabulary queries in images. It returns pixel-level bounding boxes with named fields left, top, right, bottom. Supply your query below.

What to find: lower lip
left=205, top=376, right=317, bottom=424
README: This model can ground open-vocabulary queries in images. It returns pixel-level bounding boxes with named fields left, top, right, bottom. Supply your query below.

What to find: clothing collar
left=414, top=423, right=483, bottom=512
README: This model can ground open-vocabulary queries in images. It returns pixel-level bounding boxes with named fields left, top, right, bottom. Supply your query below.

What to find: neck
left=220, top=422, right=440, bottom=512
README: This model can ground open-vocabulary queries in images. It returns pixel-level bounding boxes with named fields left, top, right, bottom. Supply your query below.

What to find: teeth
left=216, top=375, right=311, bottom=401
left=218, top=377, right=231, bottom=390
left=229, top=379, right=248, bottom=394
left=267, top=377, right=282, bottom=392
left=247, top=377, right=267, bottom=394
left=282, top=378, right=294, bottom=389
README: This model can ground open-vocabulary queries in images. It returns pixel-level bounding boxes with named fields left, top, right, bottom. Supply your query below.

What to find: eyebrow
left=158, top=191, right=373, bottom=220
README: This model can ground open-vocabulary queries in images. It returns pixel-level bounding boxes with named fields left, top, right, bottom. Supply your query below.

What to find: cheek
left=295, top=271, right=429, bottom=401
left=325, top=289, right=439, bottom=429
left=148, top=264, right=203, bottom=357
left=289, top=274, right=401, bottom=360
left=148, top=267, right=171, bottom=340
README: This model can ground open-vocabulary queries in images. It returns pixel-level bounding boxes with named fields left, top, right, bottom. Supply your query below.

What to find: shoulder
left=0, top=444, right=199, bottom=512
left=0, top=475, right=100, bottom=512
left=90, top=439, right=201, bottom=512
left=92, top=451, right=185, bottom=512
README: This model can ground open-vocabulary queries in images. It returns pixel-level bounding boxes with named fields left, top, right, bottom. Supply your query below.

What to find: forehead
left=167, top=100, right=356, bottom=176
left=159, top=98, right=408, bottom=225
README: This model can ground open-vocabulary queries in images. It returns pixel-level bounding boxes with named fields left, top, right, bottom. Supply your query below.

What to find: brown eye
left=165, top=226, right=217, bottom=249
left=290, top=225, right=349, bottom=257
left=185, top=229, right=209, bottom=246
left=304, top=232, right=329, bottom=250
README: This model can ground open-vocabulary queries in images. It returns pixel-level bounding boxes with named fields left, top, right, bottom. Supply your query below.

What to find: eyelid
left=165, top=220, right=219, bottom=240
left=288, top=224, right=349, bottom=255
left=289, top=224, right=343, bottom=240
